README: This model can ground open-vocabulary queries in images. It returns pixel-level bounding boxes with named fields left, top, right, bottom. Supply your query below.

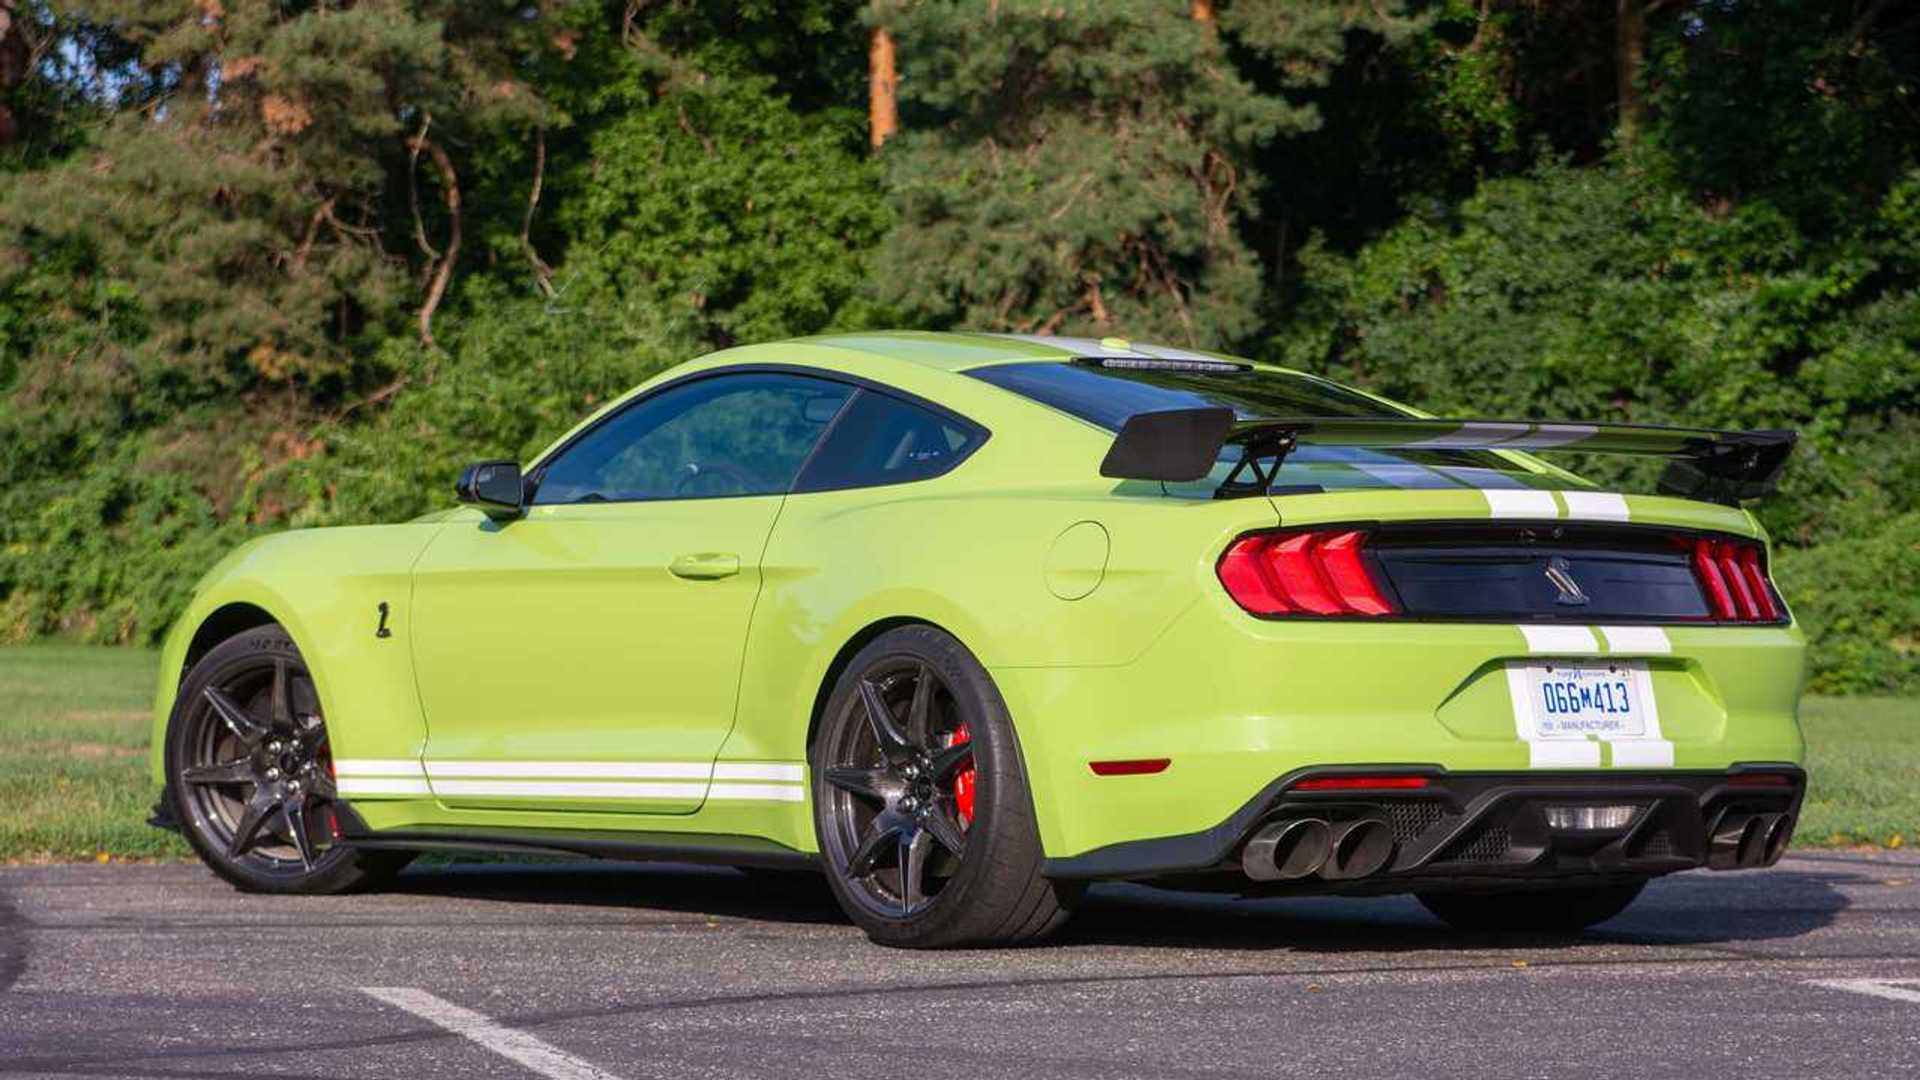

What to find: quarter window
left=793, top=390, right=985, bottom=493
left=531, top=373, right=853, bottom=504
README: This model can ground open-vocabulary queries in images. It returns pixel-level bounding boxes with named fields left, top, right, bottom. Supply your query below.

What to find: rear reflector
left=1089, top=758, right=1171, bottom=776
left=1219, top=530, right=1398, bottom=618
left=1686, top=536, right=1784, bottom=623
left=1292, top=775, right=1431, bottom=792
left=1726, top=772, right=1795, bottom=788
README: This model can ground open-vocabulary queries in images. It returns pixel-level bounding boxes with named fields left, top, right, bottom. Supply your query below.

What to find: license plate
left=1523, top=661, right=1648, bottom=740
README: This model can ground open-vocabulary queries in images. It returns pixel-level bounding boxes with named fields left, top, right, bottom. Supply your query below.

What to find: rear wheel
left=1416, top=881, right=1647, bottom=933
left=812, top=626, right=1080, bottom=948
left=165, top=624, right=412, bottom=894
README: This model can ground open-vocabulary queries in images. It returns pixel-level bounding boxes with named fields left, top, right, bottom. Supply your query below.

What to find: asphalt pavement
left=3, top=850, right=1919, bottom=1079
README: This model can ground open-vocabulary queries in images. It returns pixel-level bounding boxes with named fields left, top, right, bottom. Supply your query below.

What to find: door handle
left=669, top=553, right=741, bottom=580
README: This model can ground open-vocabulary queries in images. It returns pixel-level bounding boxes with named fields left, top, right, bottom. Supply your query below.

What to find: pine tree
left=868, top=0, right=1410, bottom=350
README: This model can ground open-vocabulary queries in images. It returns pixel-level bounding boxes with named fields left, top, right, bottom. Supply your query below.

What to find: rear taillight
left=1218, top=529, right=1398, bottom=617
left=1686, top=536, right=1783, bottom=623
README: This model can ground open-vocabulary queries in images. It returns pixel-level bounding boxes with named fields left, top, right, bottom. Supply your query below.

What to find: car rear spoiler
left=1097, top=408, right=1797, bottom=504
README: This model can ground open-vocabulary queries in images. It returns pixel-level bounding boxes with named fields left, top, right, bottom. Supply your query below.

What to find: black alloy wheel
left=167, top=625, right=409, bottom=893
left=819, top=656, right=975, bottom=917
left=812, top=625, right=1080, bottom=948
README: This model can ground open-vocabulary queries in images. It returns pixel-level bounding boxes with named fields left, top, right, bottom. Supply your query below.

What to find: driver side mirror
left=455, top=460, right=525, bottom=521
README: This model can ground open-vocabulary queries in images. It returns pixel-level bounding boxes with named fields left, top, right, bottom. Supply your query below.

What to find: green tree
left=869, top=0, right=1412, bottom=349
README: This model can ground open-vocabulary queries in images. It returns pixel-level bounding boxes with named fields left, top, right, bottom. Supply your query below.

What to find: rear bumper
left=1043, top=764, right=1805, bottom=889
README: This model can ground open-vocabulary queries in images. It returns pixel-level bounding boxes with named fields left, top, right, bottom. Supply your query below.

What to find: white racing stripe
left=363, top=987, right=626, bottom=1080
left=1598, top=625, right=1672, bottom=654
left=1509, top=626, right=1673, bottom=768
left=1562, top=491, right=1631, bottom=521
left=1518, top=625, right=1601, bottom=654
left=1482, top=489, right=1559, bottom=518
left=1806, top=978, right=1920, bottom=1005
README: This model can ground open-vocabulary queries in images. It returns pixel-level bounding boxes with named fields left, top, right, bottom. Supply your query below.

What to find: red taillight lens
left=1685, top=535, right=1782, bottom=623
left=1217, top=529, right=1398, bottom=618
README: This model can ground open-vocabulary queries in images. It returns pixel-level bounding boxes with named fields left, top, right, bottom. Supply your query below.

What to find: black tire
left=165, top=624, right=413, bottom=894
left=1416, top=880, right=1647, bottom=934
left=811, top=625, right=1081, bottom=948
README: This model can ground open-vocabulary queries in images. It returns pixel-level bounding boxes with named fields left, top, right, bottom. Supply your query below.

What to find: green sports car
left=149, top=331, right=1806, bottom=947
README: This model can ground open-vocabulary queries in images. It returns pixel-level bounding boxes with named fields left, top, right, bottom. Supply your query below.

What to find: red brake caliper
left=947, top=723, right=976, bottom=828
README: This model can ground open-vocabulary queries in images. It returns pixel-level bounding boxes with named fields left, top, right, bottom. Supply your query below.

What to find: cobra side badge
left=1544, top=556, right=1589, bottom=607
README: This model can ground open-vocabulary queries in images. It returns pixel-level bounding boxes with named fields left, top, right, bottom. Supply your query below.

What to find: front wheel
left=811, top=626, right=1080, bottom=948
left=1416, top=881, right=1647, bottom=934
left=165, top=624, right=412, bottom=894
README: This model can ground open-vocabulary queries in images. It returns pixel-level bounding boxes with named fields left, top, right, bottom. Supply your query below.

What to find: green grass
left=1797, top=695, right=1920, bottom=848
left=1, top=645, right=1915, bottom=861
left=0, top=645, right=187, bottom=861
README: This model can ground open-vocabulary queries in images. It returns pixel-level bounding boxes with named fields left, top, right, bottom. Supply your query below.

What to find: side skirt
left=336, top=820, right=819, bottom=872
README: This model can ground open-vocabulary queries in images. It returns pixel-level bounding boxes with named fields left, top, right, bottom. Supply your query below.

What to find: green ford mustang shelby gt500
left=150, top=331, right=1806, bottom=947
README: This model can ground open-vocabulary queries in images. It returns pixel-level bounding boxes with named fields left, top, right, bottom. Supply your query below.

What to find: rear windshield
left=967, top=360, right=1570, bottom=494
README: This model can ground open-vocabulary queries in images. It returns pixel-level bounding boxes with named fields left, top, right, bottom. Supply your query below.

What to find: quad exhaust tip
left=1709, top=811, right=1793, bottom=870
left=1242, top=817, right=1395, bottom=882
left=1242, top=818, right=1332, bottom=882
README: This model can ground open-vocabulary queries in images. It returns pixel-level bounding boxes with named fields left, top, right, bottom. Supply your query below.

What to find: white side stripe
left=426, top=760, right=710, bottom=780
left=1598, top=625, right=1672, bottom=654
left=363, top=987, right=625, bottom=1080
left=333, top=759, right=426, bottom=777
left=430, top=780, right=709, bottom=800
left=707, top=783, right=807, bottom=802
left=1562, top=491, right=1631, bottom=521
left=336, top=778, right=433, bottom=796
left=1518, top=625, right=1600, bottom=653
left=1482, top=489, right=1559, bottom=518
left=712, top=763, right=806, bottom=782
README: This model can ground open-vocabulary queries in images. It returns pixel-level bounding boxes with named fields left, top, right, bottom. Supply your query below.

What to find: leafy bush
left=1775, top=514, right=1920, bottom=695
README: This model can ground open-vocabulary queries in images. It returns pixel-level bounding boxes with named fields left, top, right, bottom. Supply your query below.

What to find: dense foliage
left=0, top=0, right=1915, bottom=692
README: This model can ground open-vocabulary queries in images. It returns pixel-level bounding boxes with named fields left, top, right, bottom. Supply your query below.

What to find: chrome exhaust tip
left=1319, top=818, right=1395, bottom=880
left=1242, top=818, right=1332, bottom=882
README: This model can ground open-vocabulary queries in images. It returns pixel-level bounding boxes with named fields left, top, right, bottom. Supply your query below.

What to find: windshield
left=967, top=360, right=1578, bottom=494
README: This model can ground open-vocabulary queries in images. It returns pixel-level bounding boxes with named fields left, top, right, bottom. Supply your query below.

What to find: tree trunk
left=0, top=1, right=29, bottom=145
left=869, top=24, right=897, bottom=150
left=1616, top=0, right=1648, bottom=144
left=1192, top=0, right=1214, bottom=22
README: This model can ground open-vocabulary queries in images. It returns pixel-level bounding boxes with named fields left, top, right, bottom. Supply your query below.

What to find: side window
left=793, top=389, right=985, bottom=493
left=531, top=373, right=853, bottom=505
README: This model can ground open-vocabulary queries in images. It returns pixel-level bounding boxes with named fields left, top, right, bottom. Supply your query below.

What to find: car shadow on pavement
left=385, top=860, right=849, bottom=925
left=1058, top=865, right=1856, bottom=952
left=383, top=856, right=1857, bottom=952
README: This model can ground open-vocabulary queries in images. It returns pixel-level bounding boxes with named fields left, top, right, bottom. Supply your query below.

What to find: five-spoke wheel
left=813, top=626, right=1080, bottom=947
left=166, top=625, right=409, bottom=893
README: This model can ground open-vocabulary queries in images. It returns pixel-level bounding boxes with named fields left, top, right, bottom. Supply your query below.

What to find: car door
left=409, top=370, right=854, bottom=814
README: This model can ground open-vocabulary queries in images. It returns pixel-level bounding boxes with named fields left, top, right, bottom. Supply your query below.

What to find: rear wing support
left=1098, top=409, right=1797, bottom=505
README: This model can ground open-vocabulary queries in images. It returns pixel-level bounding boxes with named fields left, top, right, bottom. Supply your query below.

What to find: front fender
left=148, top=522, right=454, bottom=783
